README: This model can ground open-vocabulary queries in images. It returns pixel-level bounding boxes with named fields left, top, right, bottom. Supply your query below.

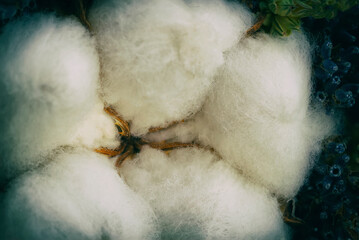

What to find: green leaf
left=268, top=0, right=296, bottom=16
left=268, top=0, right=314, bottom=17
left=254, top=0, right=358, bottom=36
left=336, top=0, right=359, bottom=11
left=270, top=15, right=301, bottom=36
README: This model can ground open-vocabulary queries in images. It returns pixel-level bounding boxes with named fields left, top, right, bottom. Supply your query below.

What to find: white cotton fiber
left=121, top=147, right=287, bottom=239
left=89, top=0, right=253, bottom=135
left=70, top=102, right=120, bottom=150
left=194, top=33, right=335, bottom=197
left=0, top=13, right=100, bottom=182
left=0, top=149, right=159, bottom=240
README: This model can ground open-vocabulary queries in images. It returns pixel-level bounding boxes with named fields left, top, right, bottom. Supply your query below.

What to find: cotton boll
left=195, top=33, right=335, bottom=197
left=90, top=0, right=253, bottom=135
left=0, top=13, right=100, bottom=182
left=121, top=147, right=287, bottom=239
left=0, top=149, right=158, bottom=240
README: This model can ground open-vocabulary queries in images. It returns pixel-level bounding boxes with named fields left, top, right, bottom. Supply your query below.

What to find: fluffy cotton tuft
left=69, top=103, right=120, bottom=150
left=89, top=0, right=253, bottom=135
left=0, top=149, right=159, bottom=240
left=0, top=13, right=100, bottom=182
left=121, top=147, right=287, bottom=239
left=193, top=33, right=335, bottom=197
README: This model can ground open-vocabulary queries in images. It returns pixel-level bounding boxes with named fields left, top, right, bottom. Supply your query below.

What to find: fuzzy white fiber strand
left=0, top=149, right=159, bottom=240
left=70, top=102, right=120, bottom=150
left=89, top=0, right=253, bottom=135
left=195, top=33, right=334, bottom=197
left=0, top=13, right=100, bottom=182
left=121, top=147, right=287, bottom=239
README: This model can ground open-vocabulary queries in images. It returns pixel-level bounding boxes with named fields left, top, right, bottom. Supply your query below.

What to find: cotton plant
left=0, top=0, right=336, bottom=239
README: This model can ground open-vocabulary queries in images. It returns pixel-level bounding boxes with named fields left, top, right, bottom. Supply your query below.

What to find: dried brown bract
left=95, top=106, right=213, bottom=167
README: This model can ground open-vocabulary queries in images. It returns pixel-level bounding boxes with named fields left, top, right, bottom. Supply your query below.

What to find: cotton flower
left=0, top=149, right=159, bottom=240
left=0, top=13, right=101, bottom=183
left=121, top=147, right=287, bottom=239
left=89, top=0, right=253, bottom=135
